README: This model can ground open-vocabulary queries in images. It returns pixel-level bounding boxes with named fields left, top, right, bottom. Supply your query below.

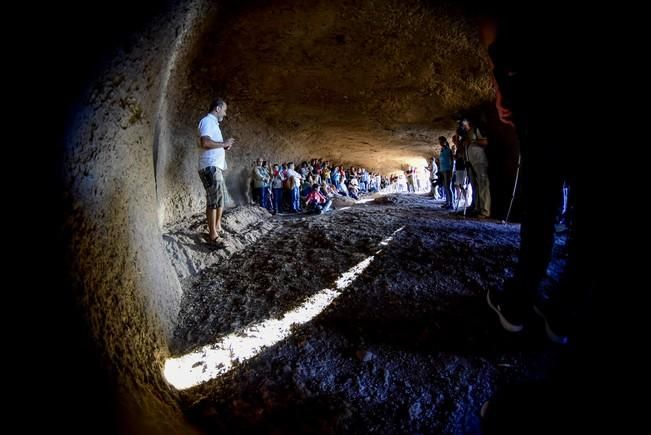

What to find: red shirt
left=306, top=190, right=327, bottom=204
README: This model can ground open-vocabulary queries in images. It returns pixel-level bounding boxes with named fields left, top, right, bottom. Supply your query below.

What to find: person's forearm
left=202, top=138, right=227, bottom=149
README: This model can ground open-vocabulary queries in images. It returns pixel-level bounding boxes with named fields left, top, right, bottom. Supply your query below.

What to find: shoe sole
left=533, top=306, right=569, bottom=345
left=486, top=291, right=524, bottom=333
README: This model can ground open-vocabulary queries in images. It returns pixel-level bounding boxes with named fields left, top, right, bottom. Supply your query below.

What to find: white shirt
left=198, top=113, right=226, bottom=170
left=286, top=168, right=302, bottom=187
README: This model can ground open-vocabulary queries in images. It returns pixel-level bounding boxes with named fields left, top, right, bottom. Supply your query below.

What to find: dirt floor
left=165, top=193, right=569, bottom=434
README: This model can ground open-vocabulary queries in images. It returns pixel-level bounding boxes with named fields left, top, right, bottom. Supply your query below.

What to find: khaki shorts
left=198, top=166, right=225, bottom=209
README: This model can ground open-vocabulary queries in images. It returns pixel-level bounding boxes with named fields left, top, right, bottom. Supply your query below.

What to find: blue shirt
left=439, top=147, right=452, bottom=172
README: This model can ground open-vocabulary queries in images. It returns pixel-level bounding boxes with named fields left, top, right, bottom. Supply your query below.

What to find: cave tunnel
left=48, top=0, right=595, bottom=433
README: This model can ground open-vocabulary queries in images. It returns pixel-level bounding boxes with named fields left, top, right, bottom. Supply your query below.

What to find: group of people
left=427, top=118, right=491, bottom=218
left=251, top=159, right=385, bottom=214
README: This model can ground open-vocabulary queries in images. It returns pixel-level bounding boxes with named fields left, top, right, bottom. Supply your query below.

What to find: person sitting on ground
left=348, top=177, right=360, bottom=199
left=305, top=183, right=333, bottom=214
left=338, top=178, right=350, bottom=197
left=321, top=182, right=338, bottom=197
left=348, top=177, right=359, bottom=194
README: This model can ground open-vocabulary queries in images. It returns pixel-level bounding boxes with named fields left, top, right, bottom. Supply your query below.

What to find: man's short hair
left=209, top=98, right=226, bottom=112
left=312, top=183, right=320, bottom=189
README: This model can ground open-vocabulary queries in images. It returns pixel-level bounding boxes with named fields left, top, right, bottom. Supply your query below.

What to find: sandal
left=208, top=237, right=226, bottom=248
left=204, top=234, right=226, bottom=247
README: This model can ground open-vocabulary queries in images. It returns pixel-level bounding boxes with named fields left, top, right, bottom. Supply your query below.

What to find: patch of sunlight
left=163, top=226, right=405, bottom=390
left=380, top=226, right=404, bottom=245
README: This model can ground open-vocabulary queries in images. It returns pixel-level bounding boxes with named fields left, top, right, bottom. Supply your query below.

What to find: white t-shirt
left=198, top=113, right=226, bottom=170
left=286, top=168, right=302, bottom=188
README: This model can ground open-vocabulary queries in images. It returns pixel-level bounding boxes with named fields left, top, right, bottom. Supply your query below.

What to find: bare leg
left=215, top=207, right=224, bottom=233
left=207, top=208, right=217, bottom=240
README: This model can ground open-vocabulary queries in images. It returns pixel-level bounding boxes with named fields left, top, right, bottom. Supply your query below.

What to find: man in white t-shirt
left=197, top=98, right=235, bottom=246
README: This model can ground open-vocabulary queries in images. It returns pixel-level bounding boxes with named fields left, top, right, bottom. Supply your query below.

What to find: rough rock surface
left=173, top=194, right=568, bottom=433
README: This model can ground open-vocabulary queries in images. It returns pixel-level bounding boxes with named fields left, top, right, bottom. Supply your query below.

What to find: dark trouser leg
left=441, top=171, right=452, bottom=206
left=273, top=188, right=283, bottom=213
left=260, top=187, right=268, bottom=208
left=255, top=188, right=263, bottom=207
left=505, top=128, right=563, bottom=311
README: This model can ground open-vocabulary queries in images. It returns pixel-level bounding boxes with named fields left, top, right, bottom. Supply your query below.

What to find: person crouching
left=305, top=184, right=333, bottom=214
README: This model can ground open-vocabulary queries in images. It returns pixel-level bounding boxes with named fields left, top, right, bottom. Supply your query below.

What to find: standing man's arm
left=200, top=136, right=234, bottom=150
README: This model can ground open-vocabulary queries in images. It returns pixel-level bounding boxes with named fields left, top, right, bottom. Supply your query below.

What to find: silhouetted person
left=481, top=12, right=579, bottom=342
left=478, top=6, right=592, bottom=434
